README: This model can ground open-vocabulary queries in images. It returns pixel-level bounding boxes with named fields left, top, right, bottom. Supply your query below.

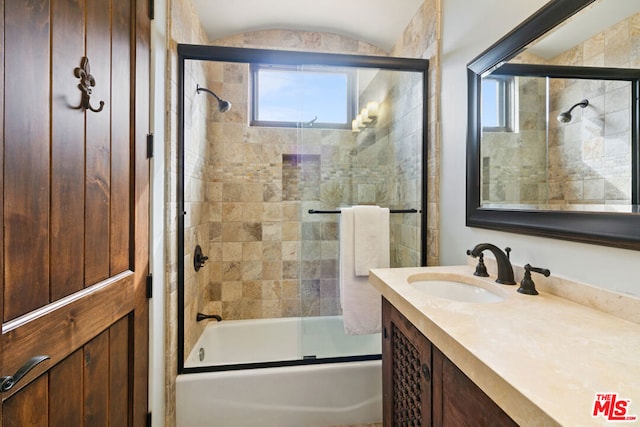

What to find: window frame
left=250, top=63, right=357, bottom=129
left=481, top=74, right=515, bottom=133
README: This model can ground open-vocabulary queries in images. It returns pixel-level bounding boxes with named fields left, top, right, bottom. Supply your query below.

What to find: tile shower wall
left=182, top=59, right=220, bottom=354
left=502, top=11, right=639, bottom=207
left=543, top=11, right=638, bottom=207
left=548, top=77, right=632, bottom=206
left=356, top=70, right=424, bottom=267
left=191, top=61, right=423, bottom=326
left=197, top=75, right=346, bottom=321
left=481, top=76, right=547, bottom=205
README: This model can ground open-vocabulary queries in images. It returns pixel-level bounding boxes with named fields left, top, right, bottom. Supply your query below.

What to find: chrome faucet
left=466, top=243, right=516, bottom=285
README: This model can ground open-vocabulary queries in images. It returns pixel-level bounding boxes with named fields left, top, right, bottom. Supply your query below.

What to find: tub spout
left=196, top=312, right=222, bottom=322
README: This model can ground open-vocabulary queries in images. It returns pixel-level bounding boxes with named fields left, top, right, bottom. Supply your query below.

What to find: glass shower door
left=177, top=48, right=427, bottom=373
left=297, top=65, right=425, bottom=361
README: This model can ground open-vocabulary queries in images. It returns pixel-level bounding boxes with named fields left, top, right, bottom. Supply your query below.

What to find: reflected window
left=251, top=64, right=355, bottom=129
left=482, top=75, right=514, bottom=132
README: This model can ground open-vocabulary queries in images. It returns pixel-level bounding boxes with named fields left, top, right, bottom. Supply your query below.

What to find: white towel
left=339, top=206, right=389, bottom=335
left=353, top=205, right=390, bottom=276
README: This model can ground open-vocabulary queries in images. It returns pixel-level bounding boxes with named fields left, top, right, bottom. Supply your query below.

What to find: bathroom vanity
left=382, top=297, right=516, bottom=426
left=370, top=265, right=640, bottom=426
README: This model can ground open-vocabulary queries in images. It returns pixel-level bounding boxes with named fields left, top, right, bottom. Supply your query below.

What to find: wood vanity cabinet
left=382, top=298, right=518, bottom=427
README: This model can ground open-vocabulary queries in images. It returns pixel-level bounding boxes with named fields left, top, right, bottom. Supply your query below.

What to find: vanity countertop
left=369, top=265, right=640, bottom=426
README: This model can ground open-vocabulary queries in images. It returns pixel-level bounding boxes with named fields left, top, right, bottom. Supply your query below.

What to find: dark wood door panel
left=108, top=316, right=131, bottom=427
left=110, top=0, right=132, bottom=276
left=4, top=0, right=52, bottom=321
left=4, top=0, right=135, bottom=321
left=1, top=272, right=134, bottom=400
left=4, top=317, right=132, bottom=427
left=3, top=375, right=48, bottom=427
left=84, top=0, right=113, bottom=286
left=50, top=0, right=87, bottom=301
left=131, top=1, right=151, bottom=424
left=1, top=0, right=149, bottom=425
left=84, top=329, right=110, bottom=427
left=49, top=351, right=83, bottom=427
left=0, top=0, right=6, bottom=337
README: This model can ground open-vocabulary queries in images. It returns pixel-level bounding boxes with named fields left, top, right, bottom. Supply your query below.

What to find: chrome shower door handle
left=0, top=355, right=50, bottom=392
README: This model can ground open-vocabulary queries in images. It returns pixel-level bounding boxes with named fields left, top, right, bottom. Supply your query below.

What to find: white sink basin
left=410, top=279, right=504, bottom=303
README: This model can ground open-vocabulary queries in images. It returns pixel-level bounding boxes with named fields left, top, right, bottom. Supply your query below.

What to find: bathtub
left=176, top=316, right=382, bottom=427
left=184, top=315, right=381, bottom=367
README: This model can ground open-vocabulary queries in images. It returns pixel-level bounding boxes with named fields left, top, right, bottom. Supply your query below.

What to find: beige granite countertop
left=369, top=265, right=640, bottom=426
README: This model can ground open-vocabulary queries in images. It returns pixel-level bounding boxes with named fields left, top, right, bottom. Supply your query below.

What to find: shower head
left=196, top=84, right=232, bottom=113
left=557, top=99, right=589, bottom=123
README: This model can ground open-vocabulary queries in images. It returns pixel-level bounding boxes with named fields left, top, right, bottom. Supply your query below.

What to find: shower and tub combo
left=176, top=44, right=428, bottom=426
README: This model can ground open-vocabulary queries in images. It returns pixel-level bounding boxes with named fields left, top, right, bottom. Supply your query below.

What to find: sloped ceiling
left=526, top=0, right=639, bottom=60
left=190, top=0, right=424, bottom=52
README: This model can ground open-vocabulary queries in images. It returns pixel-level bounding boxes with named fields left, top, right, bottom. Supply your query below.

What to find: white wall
left=150, top=0, right=167, bottom=424
left=440, top=0, right=640, bottom=296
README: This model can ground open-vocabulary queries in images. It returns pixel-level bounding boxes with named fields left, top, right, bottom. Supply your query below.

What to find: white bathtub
left=176, top=316, right=382, bottom=427
left=176, top=360, right=382, bottom=427
left=184, top=315, right=381, bottom=367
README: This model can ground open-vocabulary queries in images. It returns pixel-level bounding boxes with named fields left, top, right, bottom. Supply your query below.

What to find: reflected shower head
left=196, top=84, right=232, bottom=113
left=557, top=99, right=588, bottom=123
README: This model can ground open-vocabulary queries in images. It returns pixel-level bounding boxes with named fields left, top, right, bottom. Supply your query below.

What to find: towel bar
left=308, top=208, right=418, bottom=214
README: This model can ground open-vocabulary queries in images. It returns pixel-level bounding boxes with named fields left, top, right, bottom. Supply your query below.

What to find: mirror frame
left=466, top=0, right=640, bottom=250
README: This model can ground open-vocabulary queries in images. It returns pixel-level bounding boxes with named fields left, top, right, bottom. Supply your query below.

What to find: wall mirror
left=467, top=0, right=640, bottom=249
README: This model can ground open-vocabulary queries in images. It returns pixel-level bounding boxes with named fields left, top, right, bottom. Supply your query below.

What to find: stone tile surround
left=184, top=56, right=425, bottom=333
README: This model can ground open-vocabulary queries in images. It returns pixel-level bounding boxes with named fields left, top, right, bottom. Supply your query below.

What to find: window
left=481, top=75, right=514, bottom=132
left=251, top=64, right=355, bottom=129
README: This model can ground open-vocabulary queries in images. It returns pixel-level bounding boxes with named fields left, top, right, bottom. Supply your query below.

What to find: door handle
left=0, top=355, right=50, bottom=392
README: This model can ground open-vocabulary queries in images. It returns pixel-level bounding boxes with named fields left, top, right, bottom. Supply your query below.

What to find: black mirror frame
left=466, top=0, right=640, bottom=251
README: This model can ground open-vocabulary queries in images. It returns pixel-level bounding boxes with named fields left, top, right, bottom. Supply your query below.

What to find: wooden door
left=0, top=0, right=150, bottom=426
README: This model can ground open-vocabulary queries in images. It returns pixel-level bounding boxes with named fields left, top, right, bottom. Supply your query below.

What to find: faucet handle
left=466, top=250, right=490, bottom=277
left=505, top=247, right=511, bottom=260
left=528, top=265, right=550, bottom=277
left=473, top=253, right=489, bottom=277
left=517, top=264, right=551, bottom=295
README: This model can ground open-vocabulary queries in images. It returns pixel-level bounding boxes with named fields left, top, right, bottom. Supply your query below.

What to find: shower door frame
left=176, top=44, right=429, bottom=374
